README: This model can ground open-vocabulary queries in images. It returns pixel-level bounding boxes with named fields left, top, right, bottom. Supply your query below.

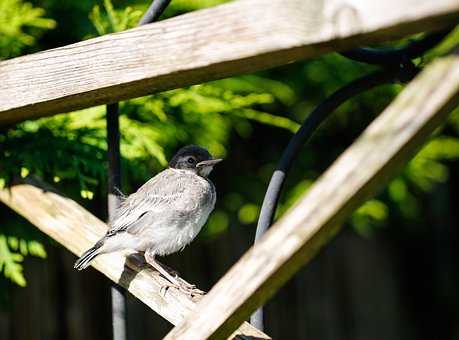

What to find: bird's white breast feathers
left=104, top=169, right=216, bottom=257
left=150, top=172, right=216, bottom=256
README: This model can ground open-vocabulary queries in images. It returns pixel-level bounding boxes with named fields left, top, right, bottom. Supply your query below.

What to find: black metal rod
left=341, top=29, right=452, bottom=65
left=138, top=0, right=172, bottom=26
left=250, top=65, right=417, bottom=330
left=107, top=102, right=125, bottom=340
left=107, top=103, right=122, bottom=224
left=107, top=2, right=171, bottom=340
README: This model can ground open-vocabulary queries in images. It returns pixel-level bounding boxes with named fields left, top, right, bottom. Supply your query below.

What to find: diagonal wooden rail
left=1, top=0, right=459, bottom=125
left=164, top=54, right=459, bottom=339
left=0, top=177, right=269, bottom=340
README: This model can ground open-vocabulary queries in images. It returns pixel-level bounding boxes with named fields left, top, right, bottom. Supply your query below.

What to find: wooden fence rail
left=1, top=0, right=459, bottom=125
left=163, top=54, right=459, bottom=339
left=0, top=178, right=269, bottom=340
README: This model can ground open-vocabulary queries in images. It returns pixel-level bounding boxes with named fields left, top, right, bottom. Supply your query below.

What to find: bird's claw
left=176, top=276, right=205, bottom=295
left=159, top=280, right=205, bottom=297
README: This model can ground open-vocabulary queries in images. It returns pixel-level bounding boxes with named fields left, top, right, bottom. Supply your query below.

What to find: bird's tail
left=74, top=240, right=104, bottom=270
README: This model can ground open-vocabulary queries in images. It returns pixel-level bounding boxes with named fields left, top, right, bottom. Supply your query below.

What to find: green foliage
left=168, top=0, right=229, bottom=11
left=238, top=203, right=259, bottom=225
left=0, top=214, right=47, bottom=288
left=203, top=209, right=229, bottom=238
left=352, top=200, right=388, bottom=237
left=0, top=236, right=26, bottom=287
left=0, top=0, right=55, bottom=59
left=407, top=136, right=459, bottom=191
left=0, top=112, right=107, bottom=200
left=89, top=0, right=142, bottom=35
left=0, top=235, right=46, bottom=287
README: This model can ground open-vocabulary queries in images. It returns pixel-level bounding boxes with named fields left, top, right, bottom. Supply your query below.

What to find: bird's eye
left=187, top=157, right=196, bottom=164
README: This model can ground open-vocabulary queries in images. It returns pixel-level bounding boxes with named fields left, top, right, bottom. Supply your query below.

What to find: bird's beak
left=197, top=159, right=223, bottom=168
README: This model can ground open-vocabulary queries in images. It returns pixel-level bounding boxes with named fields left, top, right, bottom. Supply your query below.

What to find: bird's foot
left=159, top=278, right=205, bottom=298
left=143, top=253, right=205, bottom=297
left=155, top=259, right=180, bottom=277
left=176, top=276, right=205, bottom=296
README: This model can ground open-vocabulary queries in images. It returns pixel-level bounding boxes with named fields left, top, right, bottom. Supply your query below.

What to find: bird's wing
left=105, top=169, right=195, bottom=237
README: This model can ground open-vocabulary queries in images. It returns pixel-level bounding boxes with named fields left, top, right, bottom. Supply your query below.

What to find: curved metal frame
left=341, top=29, right=452, bottom=65
left=250, top=28, right=452, bottom=331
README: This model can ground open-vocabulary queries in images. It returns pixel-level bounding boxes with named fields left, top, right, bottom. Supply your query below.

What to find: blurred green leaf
left=352, top=200, right=388, bottom=237
left=202, top=210, right=229, bottom=239
left=0, top=0, right=56, bottom=59
left=238, top=204, right=260, bottom=225
left=0, top=236, right=26, bottom=287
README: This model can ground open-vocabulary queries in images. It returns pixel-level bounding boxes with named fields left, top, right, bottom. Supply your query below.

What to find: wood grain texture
left=0, top=178, right=270, bottom=340
left=163, top=55, right=459, bottom=339
left=2, top=0, right=459, bottom=125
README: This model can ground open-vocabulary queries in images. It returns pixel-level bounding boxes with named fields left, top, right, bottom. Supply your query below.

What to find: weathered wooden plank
left=0, top=178, right=270, bottom=340
left=163, top=55, right=459, bottom=339
left=1, top=0, right=459, bottom=125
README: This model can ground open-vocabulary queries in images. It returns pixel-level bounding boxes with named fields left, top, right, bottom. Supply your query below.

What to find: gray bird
left=74, top=145, right=221, bottom=293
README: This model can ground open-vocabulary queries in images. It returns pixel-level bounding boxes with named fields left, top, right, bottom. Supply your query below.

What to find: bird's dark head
left=169, top=145, right=222, bottom=177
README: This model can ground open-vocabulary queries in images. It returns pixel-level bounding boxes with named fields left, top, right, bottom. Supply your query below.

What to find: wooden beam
left=0, top=177, right=270, bottom=340
left=1, top=0, right=459, bottom=125
left=163, top=55, right=459, bottom=339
